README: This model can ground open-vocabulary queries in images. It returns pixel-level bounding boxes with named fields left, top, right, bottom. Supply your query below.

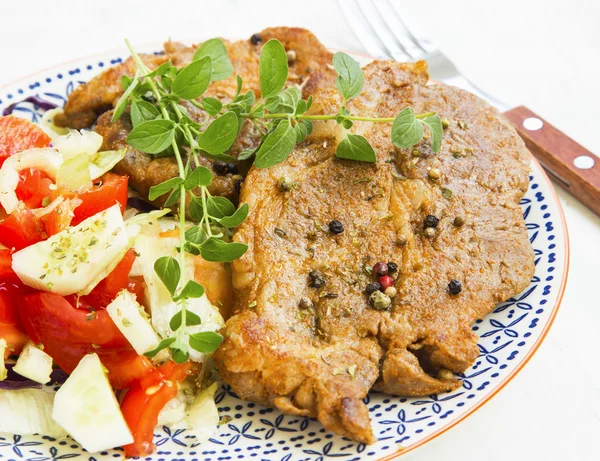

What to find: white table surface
left=1, top=0, right=599, bottom=459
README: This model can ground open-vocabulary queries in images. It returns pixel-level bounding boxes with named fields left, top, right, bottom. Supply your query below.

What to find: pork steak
left=62, top=27, right=336, bottom=206
left=213, top=60, right=535, bottom=443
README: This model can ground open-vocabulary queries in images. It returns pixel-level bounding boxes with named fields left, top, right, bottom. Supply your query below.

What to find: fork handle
left=504, top=105, right=600, bottom=216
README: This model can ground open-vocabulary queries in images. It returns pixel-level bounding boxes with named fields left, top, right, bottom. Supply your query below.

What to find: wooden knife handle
left=503, top=106, right=600, bottom=215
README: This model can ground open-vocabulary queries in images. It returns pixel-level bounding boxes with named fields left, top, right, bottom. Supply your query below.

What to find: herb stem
left=189, top=99, right=204, bottom=110
left=239, top=111, right=436, bottom=123
left=124, top=39, right=151, bottom=75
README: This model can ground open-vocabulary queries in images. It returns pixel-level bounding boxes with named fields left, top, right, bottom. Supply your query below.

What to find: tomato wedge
left=15, top=169, right=53, bottom=209
left=81, top=248, right=138, bottom=309
left=56, top=173, right=128, bottom=226
left=0, top=208, right=46, bottom=250
left=0, top=116, right=52, bottom=167
left=41, top=198, right=80, bottom=237
left=0, top=281, right=29, bottom=358
left=0, top=250, right=18, bottom=283
left=121, top=362, right=193, bottom=457
left=19, top=291, right=152, bottom=388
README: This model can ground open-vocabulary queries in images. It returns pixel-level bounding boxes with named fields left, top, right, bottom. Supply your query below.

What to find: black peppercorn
left=329, top=220, right=344, bottom=234
left=387, top=262, right=398, bottom=274
left=365, top=282, right=381, bottom=295
left=448, top=279, right=462, bottom=295
left=250, top=33, right=262, bottom=45
left=213, top=160, right=228, bottom=175
left=423, top=215, right=439, bottom=228
left=227, top=162, right=239, bottom=175
left=308, top=270, right=326, bottom=288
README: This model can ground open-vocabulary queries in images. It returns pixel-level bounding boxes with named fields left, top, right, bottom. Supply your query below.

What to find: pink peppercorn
left=379, top=276, right=394, bottom=290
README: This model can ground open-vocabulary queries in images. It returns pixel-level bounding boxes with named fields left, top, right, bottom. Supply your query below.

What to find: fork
left=338, top=0, right=600, bottom=216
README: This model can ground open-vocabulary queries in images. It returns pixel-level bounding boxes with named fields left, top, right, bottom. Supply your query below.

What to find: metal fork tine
left=354, top=0, right=412, bottom=61
left=369, top=0, right=426, bottom=59
left=382, top=0, right=439, bottom=55
left=338, top=0, right=391, bottom=60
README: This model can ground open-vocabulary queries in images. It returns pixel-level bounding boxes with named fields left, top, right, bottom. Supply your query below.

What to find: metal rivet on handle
left=523, top=117, right=544, bottom=131
left=573, top=155, right=595, bottom=170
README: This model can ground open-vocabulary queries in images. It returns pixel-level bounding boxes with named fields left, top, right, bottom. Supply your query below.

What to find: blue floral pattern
left=0, top=53, right=567, bottom=461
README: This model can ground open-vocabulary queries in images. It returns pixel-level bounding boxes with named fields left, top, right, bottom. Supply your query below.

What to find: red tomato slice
left=0, top=281, right=29, bottom=358
left=0, top=116, right=52, bottom=167
left=128, top=277, right=146, bottom=305
left=121, top=362, right=193, bottom=457
left=41, top=198, right=80, bottom=237
left=0, top=208, right=46, bottom=250
left=0, top=250, right=18, bottom=283
left=81, top=248, right=138, bottom=309
left=98, top=349, right=155, bottom=390
left=56, top=173, right=128, bottom=226
left=19, top=291, right=152, bottom=388
left=15, top=169, right=53, bottom=209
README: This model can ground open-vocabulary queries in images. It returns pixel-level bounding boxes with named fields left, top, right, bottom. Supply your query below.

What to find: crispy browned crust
left=214, top=60, right=535, bottom=443
left=54, top=54, right=168, bottom=129
left=56, top=27, right=336, bottom=130
left=89, top=28, right=336, bottom=209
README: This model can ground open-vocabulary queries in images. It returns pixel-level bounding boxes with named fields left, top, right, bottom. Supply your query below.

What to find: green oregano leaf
left=259, top=39, right=288, bottom=99
left=130, top=100, right=160, bottom=127
left=391, top=107, right=424, bottom=149
left=120, top=75, right=133, bottom=91
left=193, top=38, right=233, bottom=81
left=254, top=118, right=297, bottom=168
left=332, top=52, right=364, bottom=101
left=294, top=119, right=313, bottom=143
left=144, top=337, right=176, bottom=358
left=235, top=75, right=243, bottom=97
left=219, top=203, right=249, bottom=228
left=163, top=186, right=182, bottom=207
left=266, top=87, right=301, bottom=114
left=237, top=148, right=256, bottom=161
left=201, top=97, right=223, bottom=116
left=171, top=345, right=190, bottom=364
left=198, top=111, right=239, bottom=155
left=169, top=309, right=202, bottom=330
left=172, top=56, right=212, bottom=100
left=189, top=331, right=223, bottom=353
left=421, top=115, right=443, bottom=153
left=335, top=134, right=377, bottom=163
left=206, top=196, right=236, bottom=218
left=174, top=281, right=205, bottom=301
left=154, top=256, right=180, bottom=296
left=185, top=226, right=209, bottom=245
left=200, top=238, right=248, bottom=262
left=184, top=166, right=213, bottom=190
left=127, top=119, right=175, bottom=154
left=149, top=177, right=183, bottom=201
left=188, top=196, right=204, bottom=221
left=145, top=60, right=173, bottom=78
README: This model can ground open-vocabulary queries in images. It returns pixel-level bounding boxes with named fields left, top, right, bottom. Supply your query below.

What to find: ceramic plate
left=0, top=48, right=569, bottom=461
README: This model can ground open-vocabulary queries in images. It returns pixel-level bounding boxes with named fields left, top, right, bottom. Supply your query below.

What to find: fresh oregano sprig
left=114, top=39, right=246, bottom=363
left=114, top=38, right=445, bottom=364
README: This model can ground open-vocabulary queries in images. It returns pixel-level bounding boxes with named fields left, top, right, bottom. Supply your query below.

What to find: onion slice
left=0, top=148, right=63, bottom=214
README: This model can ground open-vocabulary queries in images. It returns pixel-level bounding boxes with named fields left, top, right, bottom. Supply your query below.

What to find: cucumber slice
left=12, top=342, right=53, bottom=384
left=12, top=204, right=130, bottom=296
left=106, top=290, right=160, bottom=355
left=52, top=353, right=133, bottom=453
